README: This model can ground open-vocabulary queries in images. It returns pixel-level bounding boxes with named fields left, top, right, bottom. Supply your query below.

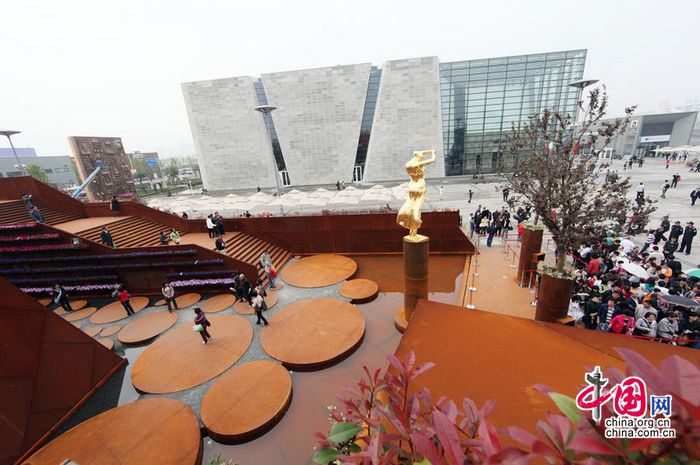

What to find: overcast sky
left=1, top=0, right=698, bottom=157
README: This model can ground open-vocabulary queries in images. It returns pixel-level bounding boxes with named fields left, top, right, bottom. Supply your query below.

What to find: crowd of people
left=566, top=217, right=700, bottom=348
left=467, top=203, right=533, bottom=247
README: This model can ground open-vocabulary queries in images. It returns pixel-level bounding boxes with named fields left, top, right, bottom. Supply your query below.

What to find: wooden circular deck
left=118, top=312, right=178, bottom=344
left=281, top=255, right=357, bottom=288
left=100, top=325, right=123, bottom=337
left=90, top=297, right=150, bottom=324
left=156, top=293, right=202, bottom=309
left=83, top=326, right=102, bottom=337
left=71, top=300, right=88, bottom=311
left=63, top=306, right=97, bottom=322
left=339, top=279, right=379, bottom=302
left=21, top=398, right=201, bottom=465
left=201, top=360, right=292, bottom=443
left=260, top=298, right=365, bottom=370
left=269, top=283, right=283, bottom=290
left=200, top=294, right=235, bottom=313
left=97, top=338, right=114, bottom=350
left=132, top=315, right=253, bottom=394
left=38, top=298, right=51, bottom=306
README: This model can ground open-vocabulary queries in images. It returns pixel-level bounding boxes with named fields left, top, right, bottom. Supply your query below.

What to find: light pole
left=253, top=105, right=282, bottom=200
left=568, top=79, right=599, bottom=158
left=0, top=130, right=26, bottom=175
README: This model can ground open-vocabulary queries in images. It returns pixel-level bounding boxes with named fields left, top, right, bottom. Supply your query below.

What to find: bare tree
left=503, top=86, right=654, bottom=271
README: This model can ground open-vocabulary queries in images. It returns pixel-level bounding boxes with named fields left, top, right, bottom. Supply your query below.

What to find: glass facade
left=353, top=67, right=382, bottom=173
left=440, top=50, right=586, bottom=175
left=254, top=79, right=287, bottom=171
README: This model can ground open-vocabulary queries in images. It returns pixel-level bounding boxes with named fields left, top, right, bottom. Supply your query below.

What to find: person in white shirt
left=648, top=246, right=665, bottom=265
left=640, top=230, right=655, bottom=253
left=635, top=300, right=657, bottom=320
left=636, top=182, right=645, bottom=200
left=205, top=215, right=216, bottom=238
left=620, top=237, right=634, bottom=254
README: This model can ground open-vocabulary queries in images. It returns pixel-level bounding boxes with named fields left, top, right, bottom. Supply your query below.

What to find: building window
left=44, top=169, right=53, bottom=174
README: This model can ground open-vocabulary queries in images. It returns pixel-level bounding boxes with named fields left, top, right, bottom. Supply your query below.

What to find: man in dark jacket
left=669, top=221, right=683, bottom=241
left=52, top=284, right=73, bottom=312
left=679, top=222, right=697, bottom=255
left=663, top=237, right=678, bottom=258
left=100, top=226, right=115, bottom=248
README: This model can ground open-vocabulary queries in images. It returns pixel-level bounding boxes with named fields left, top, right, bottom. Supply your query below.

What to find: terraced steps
left=224, top=231, right=292, bottom=284
left=78, top=216, right=184, bottom=248
left=0, top=200, right=82, bottom=225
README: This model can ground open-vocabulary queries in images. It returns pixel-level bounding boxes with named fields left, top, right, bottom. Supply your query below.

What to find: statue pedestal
left=395, top=235, right=429, bottom=333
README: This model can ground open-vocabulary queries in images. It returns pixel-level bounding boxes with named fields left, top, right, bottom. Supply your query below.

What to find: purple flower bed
left=0, top=222, right=37, bottom=231
left=9, top=275, right=118, bottom=285
left=0, top=233, right=60, bottom=242
left=165, top=270, right=236, bottom=279
left=21, top=283, right=121, bottom=295
left=170, top=278, right=235, bottom=288
left=0, top=258, right=225, bottom=275
left=0, top=248, right=198, bottom=264
left=0, top=243, right=85, bottom=253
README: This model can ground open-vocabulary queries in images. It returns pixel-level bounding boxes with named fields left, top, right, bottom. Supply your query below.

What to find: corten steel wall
left=0, top=277, right=126, bottom=465
left=230, top=211, right=472, bottom=254
left=0, top=176, right=86, bottom=218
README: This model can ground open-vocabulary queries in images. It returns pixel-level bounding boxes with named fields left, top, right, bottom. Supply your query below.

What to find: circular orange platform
left=38, top=298, right=52, bottom=306
left=269, top=283, right=284, bottom=290
left=83, top=326, right=102, bottom=337
left=53, top=307, right=66, bottom=315
left=21, top=398, right=201, bottom=465
left=201, top=360, right=292, bottom=443
left=233, top=300, right=253, bottom=315
left=339, top=279, right=379, bottom=302
left=175, top=293, right=202, bottom=308
left=233, top=294, right=279, bottom=315
left=132, top=315, right=253, bottom=394
left=118, top=312, right=178, bottom=344
left=100, top=325, right=123, bottom=337
left=63, top=306, right=97, bottom=322
left=200, top=294, right=235, bottom=313
left=97, top=338, right=114, bottom=350
left=260, top=298, right=365, bottom=370
left=90, top=297, right=150, bottom=325
left=70, top=300, right=88, bottom=311
left=281, top=255, right=357, bottom=288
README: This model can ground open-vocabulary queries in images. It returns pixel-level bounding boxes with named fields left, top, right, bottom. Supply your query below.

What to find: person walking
left=468, top=189, right=473, bottom=203
left=661, top=180, right=670, bottom=199
left=29, top=206, right=45, bottom=223
left=439, top=185, right=444, bottom=200
left=239, top=274, right=252, bottom=306
left=159, top=230, right=169, bottom=245
left=268, top=266, right=278, bottom=289
left=214, top=234, right=226, bottom=254
left=671, top=174, right=680, bottom=188
left=100, top=226, right=115, bottom=248
left=52, top=284, right=73, bottom=312
left=112, top=285, right=135, bottom=316
left=193, top=307, right=212, bottom=344
left=169, top=228, right=181, bottom=244
left=162, top=282, right=178, bottom=312
left=206, top=215, right=216, bottom=238
left=635, top=182, right=645, bottom=201
left=109, top=195, right=120, bottom=215
left=691, top=188, right=700, bottom=206
left=259, top=251, right=272, bottom=271
left=486, top=222, right=496, bottom=247
left=679, top=222, right=697, bottom=255
left=502, top=186, right=509, bottom=202
left=251, top=290, right=269, bottom=326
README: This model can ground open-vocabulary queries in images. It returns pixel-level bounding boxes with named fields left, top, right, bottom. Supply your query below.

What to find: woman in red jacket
left=112, top=285, right=134, bottom=316
left=610, top=309, right=636, bottom=335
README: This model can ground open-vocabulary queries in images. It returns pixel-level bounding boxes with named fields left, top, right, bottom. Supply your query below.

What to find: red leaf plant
left=313, top=349, right=699, bottom=464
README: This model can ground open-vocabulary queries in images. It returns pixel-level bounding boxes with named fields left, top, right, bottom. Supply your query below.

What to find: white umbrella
left=225, top=193, right=239, bottom=198
left=328, top=195, right=361, bottom=205
left=310, top=188, right=336, bottom=199
left=250, top=191, right=274, bottom=201
left=268, top=196, right=300, bottom=207
left=298, top=197, right=329, bottom=206
left=621, top=262, right=649, bottom=279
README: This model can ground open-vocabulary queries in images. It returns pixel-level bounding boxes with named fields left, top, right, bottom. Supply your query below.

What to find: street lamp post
left=568, top=79, right=599, bottom=159
left=253, top=105, right=282, bottom=200
left=0, top=130, right=26, bottom=175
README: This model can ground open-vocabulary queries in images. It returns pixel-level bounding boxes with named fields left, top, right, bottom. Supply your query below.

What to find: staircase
left=0, top=200, right=82, bottom=225
left=224, top=231, right=292, bottom=284
left=78, top=216, right=185, bottom=248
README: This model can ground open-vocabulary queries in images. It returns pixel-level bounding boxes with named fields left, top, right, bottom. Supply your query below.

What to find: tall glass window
left=353, top=67, right=382, bottom=172
left=441, top=50, right=586, bottom=175
left=254, top=79, right=287, bottom=171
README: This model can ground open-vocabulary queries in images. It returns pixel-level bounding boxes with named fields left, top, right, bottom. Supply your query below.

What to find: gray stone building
left=182, top=49, right=587, bottom=190
left=0, top=155, right=79, bottom=190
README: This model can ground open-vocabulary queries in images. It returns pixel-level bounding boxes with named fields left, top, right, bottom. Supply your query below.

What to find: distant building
left=0, top=156, right=79, bottom=190
left=583, top=111, right=698, bottom=159
left=183, top=49, right=587, bottom=190
left=67, top=136, right=136, bottom=201
left=128, top=151, right=162, bottom=178
left=0, top=147, right=38, bottom=158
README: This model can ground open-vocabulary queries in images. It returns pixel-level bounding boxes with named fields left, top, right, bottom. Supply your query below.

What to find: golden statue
left=396, top=149, right=436, bottom=242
